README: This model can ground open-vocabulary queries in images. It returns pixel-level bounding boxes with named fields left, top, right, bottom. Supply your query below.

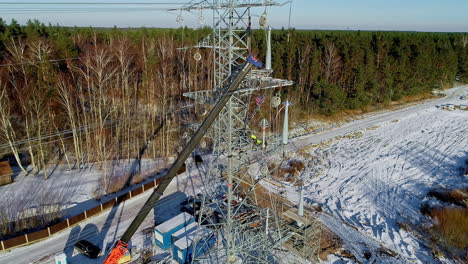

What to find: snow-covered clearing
left=0, top=85, right=466, bottom=263
left=283, top=85, right=468, bottom=263
left=0, top=158, right=169, bottom=221
left=0, top=160, right=205, bottom=264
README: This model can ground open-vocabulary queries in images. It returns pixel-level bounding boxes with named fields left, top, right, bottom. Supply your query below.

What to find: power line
left=0, top=8, right=175, bottom=15
left=0, top=118, right=119, bottom=149
left=0, top=36, right=203, bottom=68
left=0, top=57, right=91, bottom=68
left=0, top=103, right=182, bottom=152
left=1, top=8, right=174, bottom=11
left=0, top=120, right=117, bottom=153
left=0, top=107, right=169, bottom=151
left=0, top=51, right=143, bottom=68
left=0, top=2, right=187, bottom=5
left=0, top=120, right=124, bottom=156
left=0, top=2, right=187, bottom=14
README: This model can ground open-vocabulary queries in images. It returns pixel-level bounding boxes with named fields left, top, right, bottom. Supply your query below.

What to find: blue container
left=171, top=222, right=198, bottom=244
left=154, top=212, right=194, bottom=250
left=172, top=228, right=216, bottom=264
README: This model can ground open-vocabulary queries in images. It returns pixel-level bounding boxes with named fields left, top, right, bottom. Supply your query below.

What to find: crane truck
left=102, top=60, right=256, bottom=264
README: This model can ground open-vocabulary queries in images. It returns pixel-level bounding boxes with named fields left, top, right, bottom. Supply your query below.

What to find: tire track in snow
left=300, top=86, right=468, bottom=263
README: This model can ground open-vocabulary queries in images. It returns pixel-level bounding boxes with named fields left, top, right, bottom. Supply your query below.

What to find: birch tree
left=0, top=85, right=28, bottom=174
left=57, top=78, right=81, bottom=169
left=321, top=41, right=342, bottom=84
left=6, top=40, right=41, bottom=175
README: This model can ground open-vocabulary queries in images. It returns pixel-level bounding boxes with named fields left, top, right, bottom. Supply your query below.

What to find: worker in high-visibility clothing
left=250, top=134, right=262, bottom=145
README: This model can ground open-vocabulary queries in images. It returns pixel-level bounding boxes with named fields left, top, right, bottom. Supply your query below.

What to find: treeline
left=252, top=29, right=468, bottom=114
left=0, top=19, right=212, bottom=190
left=0, top=19, right=467, bottom=185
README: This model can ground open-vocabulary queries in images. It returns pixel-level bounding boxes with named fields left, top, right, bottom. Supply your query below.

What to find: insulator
left=182, top=131, right=189, bottom=139
left=200, top=108, right=208, bottom=116
left=271, top=96, right=281, bottom=108
left=200, top=140, right=207, bottom=148
left=176, top=15, right=184, bottom=23
left=194, top=52, right=202, bottom=61
left=259, top=12, right=268, bottom=28
left=198, top=16, right=206, bottom=25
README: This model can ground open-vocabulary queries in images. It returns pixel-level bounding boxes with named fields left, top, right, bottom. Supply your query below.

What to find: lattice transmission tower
left=170, top=1, right=320, bottom=263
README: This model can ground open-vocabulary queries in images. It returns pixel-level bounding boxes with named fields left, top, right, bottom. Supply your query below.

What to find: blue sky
left=0, top=0, right=467, bottom=32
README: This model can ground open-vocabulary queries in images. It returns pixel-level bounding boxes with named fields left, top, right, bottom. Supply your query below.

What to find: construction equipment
left=74, top=240, right=101, bottom=259
left=102, top=62, right=253, bottom=264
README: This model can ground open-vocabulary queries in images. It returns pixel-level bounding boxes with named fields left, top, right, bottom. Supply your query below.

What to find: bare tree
left=57, top=77, right=83, bottom=169
left=321, top=41, right=342, bottom=84
left=0, top=85, right=28, bottom=174
left=74, top=36, right=118, bottom=192
left=297, top=44, right=313, bottom=104
left=461, top=34, right=468, bottom=49
left=28, top=39, right=54, bottom=179
left=141, top=39, right=161, bottom=159
left=0, top=33, right=215, bottom=189
left=6, top=40, right=40, bottom=175
left=50, top=110, right=72, bottom=170
left=113, top=36, right=135, bottom=160
left=156, top=37, right=177, bottom=158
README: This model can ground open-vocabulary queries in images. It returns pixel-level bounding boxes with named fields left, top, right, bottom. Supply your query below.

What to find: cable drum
left=176, top=15, right=183, bottom=23
left=271, top=96, right=281, bottom=108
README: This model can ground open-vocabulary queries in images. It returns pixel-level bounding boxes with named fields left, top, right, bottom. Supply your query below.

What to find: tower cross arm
left=167, top=0, right=290, bottom=12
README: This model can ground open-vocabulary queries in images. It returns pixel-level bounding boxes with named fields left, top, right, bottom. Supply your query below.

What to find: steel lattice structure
left=172, top=1, right=320, bottom=263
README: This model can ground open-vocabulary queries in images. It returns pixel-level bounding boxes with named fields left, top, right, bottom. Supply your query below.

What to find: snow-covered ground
left=0, top=85, right=466, bottom=263
left=0, top=158, right=170, bottom=221
left=0, top=161, right=205, bottom=264
left=282, top=85, right=468, bottom=263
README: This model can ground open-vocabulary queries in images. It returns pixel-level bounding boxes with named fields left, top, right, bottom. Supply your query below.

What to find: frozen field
left=285, top=85, right=468, bottom=263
